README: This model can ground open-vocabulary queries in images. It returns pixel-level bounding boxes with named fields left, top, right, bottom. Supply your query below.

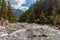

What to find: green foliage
left=0, top=0, right=1, bottom=13
left=0, top=0, right=1, bottom=7
left=7, top=1, right=16, bottom=23
left=40, top=12, right=47, bottom=24
left=53, top=15, right=60, bottom=24
left=0, top=0, right=16, bottom=23
left=19, top=0, right=60, bottom=25
left=19, top=4, right=35, bottom=22
left=19, top=13, right=26, bottom=22
left=58, top=0, right=60, bottom=7
left=1, top=0, right=8, bottom=18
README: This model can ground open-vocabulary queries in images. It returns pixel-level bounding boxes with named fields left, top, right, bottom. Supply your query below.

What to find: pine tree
left=19, top=13, right=26, bottom=22
left=0, top=0, right=16, bottom=23
left=1, top=0, right=8, bottom=19
left=19, top=4, right=35, bottom=22
left=56, top=0, right=60, bottom=14
left=26, top=5, right=35, bottom=22
left=7, top=1, right=16, bottom=23
left=53, top=15, right=60, bottom=25
left=34, top=0, right=45, bottom=19
left=0, top=0, right=2, bottom=13
left=57, top=0, right=60, bottom=7
left=40, top=12, right=47, bottom=24
left=0, top=0, right=1, bottom=17
left=0, top=0, right=2, bottom=8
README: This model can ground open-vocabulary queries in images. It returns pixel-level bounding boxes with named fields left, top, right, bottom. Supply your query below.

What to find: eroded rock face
left=0, top=23, right=60, bottom=40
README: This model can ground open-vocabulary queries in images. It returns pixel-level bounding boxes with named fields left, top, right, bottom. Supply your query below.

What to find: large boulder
left=0, top=17, right=9, bottom=26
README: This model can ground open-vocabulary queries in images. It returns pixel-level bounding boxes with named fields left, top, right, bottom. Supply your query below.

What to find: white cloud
left=19, top=6, right=29, bottom=12
left=10, top=0, right=26, bottom=6
left=6, top=0, right=28, bottom=11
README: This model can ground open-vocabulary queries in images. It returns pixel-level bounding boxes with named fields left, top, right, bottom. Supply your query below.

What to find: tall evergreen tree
left=0, top=0, right=16, bottom=23
left=0, top=0, right=2, bottom=8
left=40, top=12, right=47, bottom=24
left=0, top=0, right=2, bottom=19
left=0, top=0, right=8, bottom=19
left=26, top=5, right=35, bottom=22
left=0, top=0, right=2, bottom=12
left=19, top=4, right=35, bottom=22
left=56, top=0, right=60, bottom=14
left=53, top=15, right=60, bottom=25
left=7, top=1, right=16, bottom=23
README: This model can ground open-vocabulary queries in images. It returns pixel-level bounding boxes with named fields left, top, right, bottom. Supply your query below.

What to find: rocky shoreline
left=0, top=23, right=60, bottom=40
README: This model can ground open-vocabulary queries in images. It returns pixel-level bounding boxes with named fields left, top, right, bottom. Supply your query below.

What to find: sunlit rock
left=0, top=23, right=60, bottom=40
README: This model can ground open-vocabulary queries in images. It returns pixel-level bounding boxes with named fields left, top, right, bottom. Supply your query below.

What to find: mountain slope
left=19, top=0, right=60, bottom=25
left=12, top=9, right=23, bottom=20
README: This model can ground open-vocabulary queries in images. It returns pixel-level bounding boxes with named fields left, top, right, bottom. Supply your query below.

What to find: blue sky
left=22, top=0, right=36, bottom=7
left=6, top=0, right=37, bottom=11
